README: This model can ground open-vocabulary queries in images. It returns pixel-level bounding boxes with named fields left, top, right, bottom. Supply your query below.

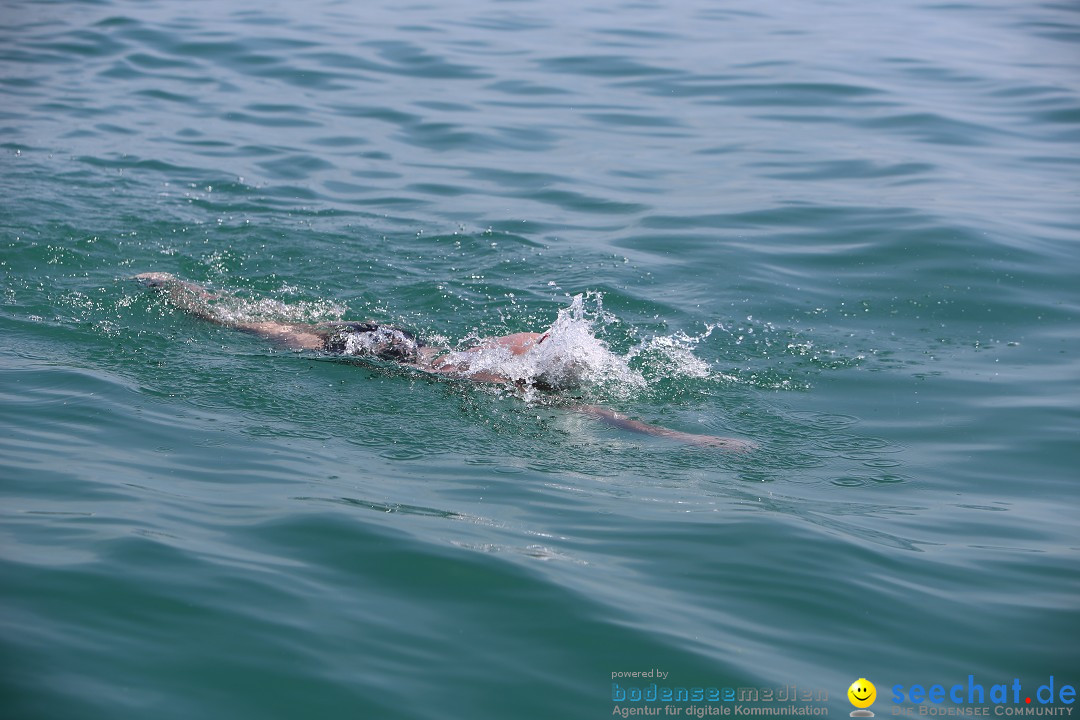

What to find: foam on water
left=440, top=293, right=720, bottom=400
left=627, top=326, right=715, bottom=382
left=473, top=295, right=641, bottom=394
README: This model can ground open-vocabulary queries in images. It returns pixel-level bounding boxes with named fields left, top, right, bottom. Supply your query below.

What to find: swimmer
left=135, top=272, right=755, bottom=451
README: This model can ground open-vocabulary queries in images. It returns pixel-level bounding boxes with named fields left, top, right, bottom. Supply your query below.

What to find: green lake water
left=1, top=1, right=1078, bottom=718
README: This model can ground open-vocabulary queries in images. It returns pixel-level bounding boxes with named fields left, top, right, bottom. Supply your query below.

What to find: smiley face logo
left=848, top=678, right=877, bottom=711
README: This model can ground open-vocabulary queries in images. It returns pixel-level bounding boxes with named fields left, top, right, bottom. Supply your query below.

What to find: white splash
left=628, top=326, right=714, bottom=380
left=449, top=293, right=645, bottom=395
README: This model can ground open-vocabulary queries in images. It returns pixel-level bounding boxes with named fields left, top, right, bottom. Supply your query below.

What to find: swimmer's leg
left=135, top=272, right=327, bottom=351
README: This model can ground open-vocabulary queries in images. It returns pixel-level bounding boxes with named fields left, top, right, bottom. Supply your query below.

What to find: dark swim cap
left=326, top=322, right=421, bottom=362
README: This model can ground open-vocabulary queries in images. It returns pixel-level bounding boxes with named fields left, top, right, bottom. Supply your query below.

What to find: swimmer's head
left=368, top=326, right=420, bottom=362
left=534, top=355, right=590, bottom=390
left=333, top=323, right=421, bottom=362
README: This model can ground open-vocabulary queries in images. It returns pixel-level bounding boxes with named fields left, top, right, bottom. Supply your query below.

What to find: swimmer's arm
left=419, top=357, right=754, bottom=449
left=135, top=272, right=220, bottom=322
left=415, top=345, right=513, bottom=384
left=134, top=272, right=326, bottom=351
left=574, top=404, right=757, bottom=451
left=421, top=362, right=510, bottom=384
